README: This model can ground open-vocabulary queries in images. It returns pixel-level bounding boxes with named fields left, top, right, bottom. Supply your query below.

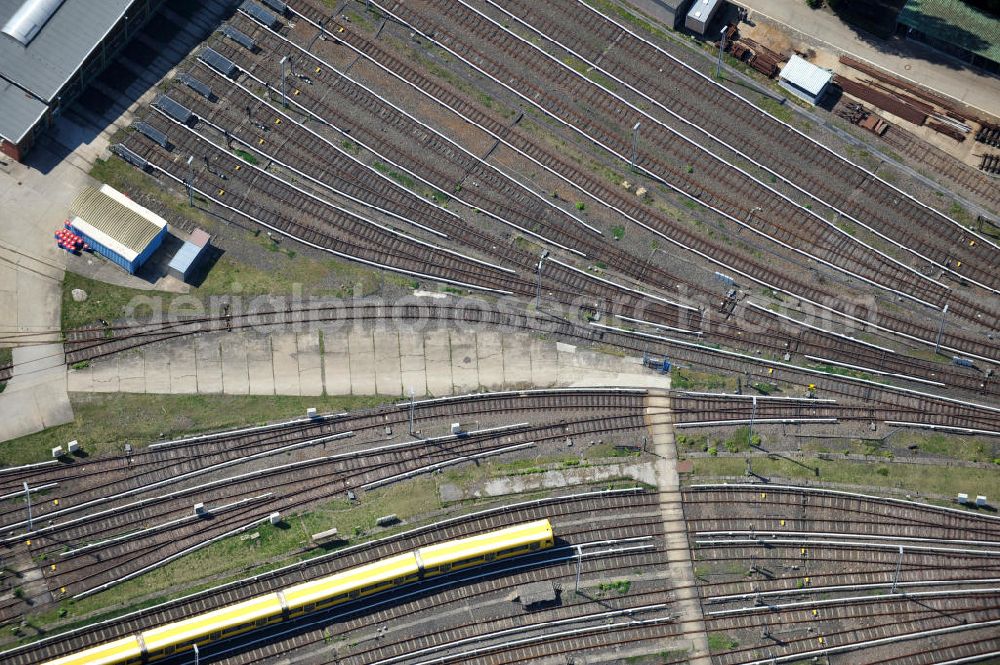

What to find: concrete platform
left=68, top=329, right=671, bottom=397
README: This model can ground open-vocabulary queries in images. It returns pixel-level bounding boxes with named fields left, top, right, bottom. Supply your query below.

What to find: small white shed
left=778, top=55, right=834, bottom=105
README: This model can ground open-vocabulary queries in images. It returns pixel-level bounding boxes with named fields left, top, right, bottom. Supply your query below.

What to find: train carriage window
left=485, top=553, right=496, bottom=561
left=210, top=632, right=222, bottom=640
left=530, top=543, right=540, bottom=550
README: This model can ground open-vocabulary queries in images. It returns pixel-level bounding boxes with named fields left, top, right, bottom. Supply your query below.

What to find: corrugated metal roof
left=779, top=55, right=833, bottom=97
left=0, top=0, right=138, bottom=102
left=70, top=184, right=166, bottom=256
left=898, top=0, right=1000, bottom=65
left=0, top=77, right=46, bottom=143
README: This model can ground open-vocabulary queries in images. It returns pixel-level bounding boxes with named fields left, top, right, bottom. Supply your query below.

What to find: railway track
left=870, top=124, right=1000, bottom=213
left=491, top=0, right=1000, bottom=285
left=0, top=488, right=662, bottom=665
left=374, top=0, right=997, bottom=320
left=685, top=484, right=1000, bottom=663
left=2, top=392, right=647, bottom=601
left=82, top=3, right=997, bottom=380
left=274, top=3, right=999, bottom=364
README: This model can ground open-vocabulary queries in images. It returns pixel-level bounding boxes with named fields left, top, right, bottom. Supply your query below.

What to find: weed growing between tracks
left=0, top=393, right=387, bottom=465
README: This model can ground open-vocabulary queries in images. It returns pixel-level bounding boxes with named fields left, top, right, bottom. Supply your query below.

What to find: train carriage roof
left=42, top=635, right=143, bottom=665
left=283, top=552, right=420, bottom=610
left=141, top=593, right=283, bottom=652
left=417, top=520, right=553, bottom=569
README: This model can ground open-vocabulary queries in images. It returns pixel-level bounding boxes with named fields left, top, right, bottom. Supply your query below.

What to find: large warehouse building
left=0, top=0, right=164, bottom=162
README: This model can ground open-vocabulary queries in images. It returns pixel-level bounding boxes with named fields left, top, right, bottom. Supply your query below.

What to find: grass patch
left=611, top=225, right=625, bottom=240
left=560, top=55, right=617, bottom=91
left=808, top=361, right=877, bottom=382
left=373, top=161, right=416, bottom=190
left=689, top=455, right=1000, bottom=500
left=670, top=368, right=737, bottom=391
left=233, top=149, right=259, bottom=166
left=583, top=0, right=670, bottom=42
left=61, top=251, right=387, bottom=330
left=0, top=393, right=387, bottom=465
left=429, top=190, right=451, bottom=205
left=892, top=431, right=997, bottom=464
left=949, top=202, right=974, bottom=227
left=707, top=632, right=739, bottom=652
left=598, top=579, right=631, bottom=594
left=757, top=97, right=794, bottom=124
left=724, top=426, right=759, bottom=453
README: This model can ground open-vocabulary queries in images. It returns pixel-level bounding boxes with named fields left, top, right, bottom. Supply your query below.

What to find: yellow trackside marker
left=50, top=564, right=56, bottom=571
left=315, top=66, right=322, bottom=72
left=970, top=240, right=976, bottom=246
left=805, top=577, right=810, bottom=584
left=818, top=637, right=824, bottom=645
left=337, top=27, right=344, bottom=33
left=768, top=368, right=773, bottom=375
left=218, top=189, right=225, bottom=196
left=26, top=540, right=30, bottom=546
left=779, top=519, right=785, bottom=526
left=258, top=138, right=265, bottom=145
left=760, top=492, right=766, bottom=499
left=812, top=609, right=818, bottom=617
left=235, top=165, right=241, bottom=171
left=801, top=548, right=807, bottom=555
left=53, top=499, right=59, bottom=506
left=61, top=587, right=66, bottom=594
left=275, top=118, right=281, bottom=124
left=294, top=89, right=301, bottom=96
left=956, top=260, right=962, bottom=267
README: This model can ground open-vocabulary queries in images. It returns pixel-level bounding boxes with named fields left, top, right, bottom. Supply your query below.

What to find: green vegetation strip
left=0, top=393, right=387, bottom=465
left=688, top=455, right=1000, bottom=501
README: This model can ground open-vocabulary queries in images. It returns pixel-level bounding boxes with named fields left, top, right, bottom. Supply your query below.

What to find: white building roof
left=779, top=55, right=833, bottom=97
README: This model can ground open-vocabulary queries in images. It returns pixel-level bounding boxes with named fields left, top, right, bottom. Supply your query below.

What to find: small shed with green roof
left=897, top=0, right=1000, bottom=74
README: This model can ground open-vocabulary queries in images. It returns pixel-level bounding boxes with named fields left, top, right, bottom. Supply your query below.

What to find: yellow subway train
left=45, top=519, right=554, bottom=665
